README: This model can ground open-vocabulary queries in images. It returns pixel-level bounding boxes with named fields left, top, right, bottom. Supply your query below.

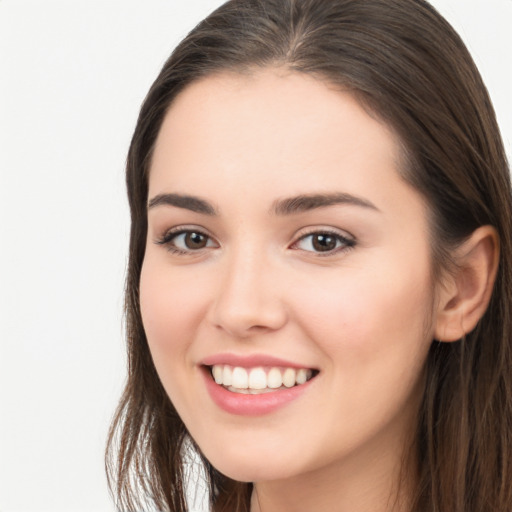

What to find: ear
left=435, top=225, right=499, bottom=342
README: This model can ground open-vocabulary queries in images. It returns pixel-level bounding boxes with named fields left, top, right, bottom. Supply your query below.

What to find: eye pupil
left=312, top=234, right=337, bottom=252
left=185, top=232, right=207, bottom=249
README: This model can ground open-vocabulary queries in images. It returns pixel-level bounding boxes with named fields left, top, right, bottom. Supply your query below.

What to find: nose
left=209, top=249, right=288, bottom=338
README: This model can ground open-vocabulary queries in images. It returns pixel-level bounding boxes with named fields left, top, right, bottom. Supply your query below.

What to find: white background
left=0, top=1, right=510, bottom=511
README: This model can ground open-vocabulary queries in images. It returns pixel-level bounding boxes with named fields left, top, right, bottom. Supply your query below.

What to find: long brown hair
left=106, top=1, right=512, bottom=510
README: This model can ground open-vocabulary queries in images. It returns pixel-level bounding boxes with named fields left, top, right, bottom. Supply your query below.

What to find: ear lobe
left=434, top=225, right=499, bottom=342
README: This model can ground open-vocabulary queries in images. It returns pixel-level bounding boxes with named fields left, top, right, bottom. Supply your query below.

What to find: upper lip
left=200, top=353, right=316, bottom=369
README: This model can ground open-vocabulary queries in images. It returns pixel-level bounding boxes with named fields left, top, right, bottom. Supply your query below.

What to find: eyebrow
left=147, top=191, right=379, bottom=216
left=271, top=192, right=379, bottom=215
left=147, top=193, right=217, bottom=215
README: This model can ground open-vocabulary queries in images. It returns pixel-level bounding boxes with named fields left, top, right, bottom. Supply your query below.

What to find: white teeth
left=231, top=367, right=249, bottom=389
left=282, top=368, right=296, bottom=388
left=296, top=368, right=308, bottom=385
left=222, top=365, right=232, bottom=386
left=267, top=367, right=283, bottom=389
left=210, top=364, right=315, bottom=391
left=248, top=367, right=267, bottom=390
left=212, top=365, right=223, bottom=384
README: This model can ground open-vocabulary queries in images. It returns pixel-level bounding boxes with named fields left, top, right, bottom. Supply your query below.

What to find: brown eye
left=157, top=229, right=217, bottom=253
left=184, top=232, right=208, bottom=249
left=311, top=234, right=337, bottom=252
left=293, top=231, right=355, bottom=254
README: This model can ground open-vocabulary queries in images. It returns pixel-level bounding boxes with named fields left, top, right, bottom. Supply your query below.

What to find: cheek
left=139, top=254, right=217, bottom=421
left=139, top=254, right=209, bottom=361
left=292, top=253, right=435, bottom=374
left=289, top=258, right=435, bottom=448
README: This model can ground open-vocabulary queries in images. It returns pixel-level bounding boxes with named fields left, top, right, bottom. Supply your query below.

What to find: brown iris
left=184, top=232, right=209, bottom=249
left=311, top=233, right=338, bottom=252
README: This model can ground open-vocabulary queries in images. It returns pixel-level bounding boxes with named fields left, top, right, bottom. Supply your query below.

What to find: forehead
left=149, top=68, right=419, bottom=220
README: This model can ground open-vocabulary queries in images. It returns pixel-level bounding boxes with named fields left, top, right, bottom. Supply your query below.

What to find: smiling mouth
left=208, top=364, right=318, bottom=394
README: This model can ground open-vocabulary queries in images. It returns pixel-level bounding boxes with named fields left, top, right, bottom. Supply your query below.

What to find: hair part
left=106, top=1, right=512, bottom=510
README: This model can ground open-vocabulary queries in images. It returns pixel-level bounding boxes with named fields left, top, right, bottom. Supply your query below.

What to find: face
left=140, top=69, right=437, bottom=484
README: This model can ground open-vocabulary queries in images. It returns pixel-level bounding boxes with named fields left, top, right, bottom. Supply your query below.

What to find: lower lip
left=202, top=367, right=313, bottom=416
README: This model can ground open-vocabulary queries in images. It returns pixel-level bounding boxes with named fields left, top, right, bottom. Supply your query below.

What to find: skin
left=139, top=69, right=498, bottom=512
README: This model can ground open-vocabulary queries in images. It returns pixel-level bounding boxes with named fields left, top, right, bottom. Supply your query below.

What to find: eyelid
left=153, top=224, right=355, bottom=256
left=155, top=225, right=219, bottom=253
left=290, top=227, right=356, bottom=255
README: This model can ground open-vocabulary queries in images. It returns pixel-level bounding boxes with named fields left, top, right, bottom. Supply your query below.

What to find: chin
left=211, top=460, right=293, bottom=483
left=197, top=442, right=308, bottom=483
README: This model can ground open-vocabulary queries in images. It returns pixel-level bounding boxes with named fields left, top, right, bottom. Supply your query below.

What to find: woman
left=106, top=0, right=512, bottom=510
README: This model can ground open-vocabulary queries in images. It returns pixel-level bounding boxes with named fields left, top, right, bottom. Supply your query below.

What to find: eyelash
left=291, top=229, right=356, bottom=256
left=155, top=227, right=356, bottom=256
left=156, top=227, right=217, bottom=255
